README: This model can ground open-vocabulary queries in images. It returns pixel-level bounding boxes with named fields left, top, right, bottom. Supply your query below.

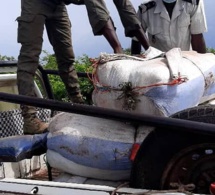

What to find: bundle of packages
left=46, top=112, right=150, bottom=181
left=92, top=48, right=215, bottom=116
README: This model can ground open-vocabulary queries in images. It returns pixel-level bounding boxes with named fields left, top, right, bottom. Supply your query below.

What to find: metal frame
left=1, top=61, right=215, bottom=135
left=0, top=178, right=199, bottom=195
left=1, top=91, right=215, bottom=136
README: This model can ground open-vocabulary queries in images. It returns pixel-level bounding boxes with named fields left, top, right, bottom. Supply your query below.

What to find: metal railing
left=1, top=61, right=215, bottom=136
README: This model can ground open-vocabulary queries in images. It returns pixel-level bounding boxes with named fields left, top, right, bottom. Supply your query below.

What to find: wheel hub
left=161, top=143, right=215, bottom=194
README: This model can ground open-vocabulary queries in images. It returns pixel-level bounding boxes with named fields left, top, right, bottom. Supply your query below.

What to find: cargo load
left=92, top=49, right=215, bottom=116
left=46, top=112, right=151, bottom=181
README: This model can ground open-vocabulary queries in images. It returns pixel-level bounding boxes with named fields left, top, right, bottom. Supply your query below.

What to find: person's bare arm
left=191, top=33, right=206, bottom=53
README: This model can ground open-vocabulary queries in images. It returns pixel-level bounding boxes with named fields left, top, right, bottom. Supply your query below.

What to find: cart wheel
left=130, top=105, right=215, bottom=194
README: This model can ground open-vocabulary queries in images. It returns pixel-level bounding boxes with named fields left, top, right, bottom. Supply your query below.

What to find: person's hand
left=143, top=46, right=164, bottom=59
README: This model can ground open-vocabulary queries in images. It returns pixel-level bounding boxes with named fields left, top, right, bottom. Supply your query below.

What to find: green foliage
left=39, top=51, right=65, bottom=100
left=207, top=48, right=215, bottom=54
left=123, top=48, right=131, bottom=55
left=74, top=55, right=94, bottom=104
left=0, top=54, right=17, bottom=75
left=40, top=50, right=58, bottom=69
left=41, top=51, right=94, bottom=104
left=0, top=54, right=16, bottom=61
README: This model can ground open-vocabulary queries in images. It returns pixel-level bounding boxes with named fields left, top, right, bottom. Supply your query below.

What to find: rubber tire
left=130, top=105, right=215, bottom=190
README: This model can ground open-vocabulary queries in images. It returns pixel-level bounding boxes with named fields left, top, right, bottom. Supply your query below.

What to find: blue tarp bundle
left=0, top=133, right=48, bottom=162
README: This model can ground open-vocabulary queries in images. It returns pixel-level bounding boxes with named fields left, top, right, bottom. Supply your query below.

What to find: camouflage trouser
left=17, top=0, right=82, bottom=114
left=84, top=0, right=142, bottom=36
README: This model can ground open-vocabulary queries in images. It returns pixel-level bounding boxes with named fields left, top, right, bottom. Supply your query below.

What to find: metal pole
left=1, top=92, right=215, bottom=136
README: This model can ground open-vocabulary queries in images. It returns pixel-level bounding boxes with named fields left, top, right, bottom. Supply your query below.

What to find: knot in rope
left=117, top=82, right=140, bottom=111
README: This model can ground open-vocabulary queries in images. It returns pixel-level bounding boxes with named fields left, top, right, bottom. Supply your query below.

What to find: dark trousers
left=17, top=0, right=81, bottom=113
left=84, top=0, right=142, bottom=36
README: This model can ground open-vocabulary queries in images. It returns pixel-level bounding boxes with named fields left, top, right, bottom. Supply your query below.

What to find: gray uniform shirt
left=137, top=0, right=207, bottom=51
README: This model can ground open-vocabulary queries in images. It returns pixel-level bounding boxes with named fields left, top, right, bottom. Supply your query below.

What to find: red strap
left=130, top=143, right=140, bottom=161
left=210, top=182, right=215, bottom=195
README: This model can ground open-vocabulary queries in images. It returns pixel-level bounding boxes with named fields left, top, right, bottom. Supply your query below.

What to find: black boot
left=132, top=28, right=150, bottom=51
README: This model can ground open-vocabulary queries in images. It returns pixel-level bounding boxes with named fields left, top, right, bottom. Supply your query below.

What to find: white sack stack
left=47, top=112, right=149, bottom=181
left=92, top=49, right=215, bottom=116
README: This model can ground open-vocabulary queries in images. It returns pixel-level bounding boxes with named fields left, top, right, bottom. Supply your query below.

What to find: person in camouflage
left=17, top=0, right=83, bottom=134
left=84, top=0, right=150, bottom=53
left=64, top=0, right=150, bottom=53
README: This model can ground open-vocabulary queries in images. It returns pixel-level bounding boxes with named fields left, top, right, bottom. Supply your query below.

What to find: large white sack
left=92, top=50, right=215, bottom=116
left=47, top=112, right=148, bottom=181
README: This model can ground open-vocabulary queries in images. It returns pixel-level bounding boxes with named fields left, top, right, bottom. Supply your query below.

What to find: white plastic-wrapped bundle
left=92, top=49, right=215, bottom=116
left=47, top=112, right=149, bottom=181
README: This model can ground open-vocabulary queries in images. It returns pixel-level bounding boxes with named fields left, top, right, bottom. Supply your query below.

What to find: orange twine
left=91, top=60, right=188, bottom=94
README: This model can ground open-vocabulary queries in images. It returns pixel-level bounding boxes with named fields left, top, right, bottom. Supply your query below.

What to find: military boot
left=21, top=105, right=49, bottom=135
left=70, top=93, right=85, bottom=104
left=132, top=28, right=150, bottom=51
